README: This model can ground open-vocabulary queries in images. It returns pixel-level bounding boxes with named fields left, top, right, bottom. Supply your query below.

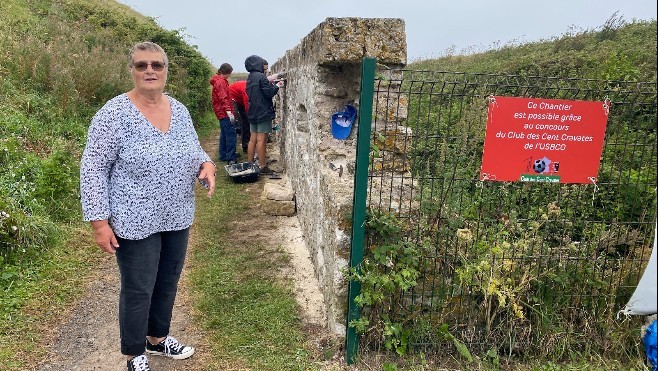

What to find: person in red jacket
left=210, top=63, right=237, bottom=164
left=229, top=80, right=250, bottom=153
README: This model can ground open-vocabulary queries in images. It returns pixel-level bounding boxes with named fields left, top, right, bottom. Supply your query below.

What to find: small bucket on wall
left=331, top=104, right=357, bottom=140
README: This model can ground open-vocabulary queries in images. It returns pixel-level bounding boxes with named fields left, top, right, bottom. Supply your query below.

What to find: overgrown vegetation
left=352, top=15, right=656, bottom=369
left=410, top=12, right=656, bottom=82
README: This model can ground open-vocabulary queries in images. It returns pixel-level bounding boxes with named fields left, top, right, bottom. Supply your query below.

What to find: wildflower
left=456, top=228, right=473, bottom=242
left=512, top=302, right=525, bottom=319
left=547, top=201, right=561, bottom=216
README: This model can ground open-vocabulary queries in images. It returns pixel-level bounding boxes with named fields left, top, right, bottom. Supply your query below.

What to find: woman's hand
left=199, top=161, right=217, bottom=197
left=90, top=220, right=119, bottom=254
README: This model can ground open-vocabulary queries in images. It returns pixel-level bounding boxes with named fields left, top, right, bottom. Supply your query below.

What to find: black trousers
left=233, top=101, right=250, bottom=152
left=115, top=228, right=189, bottom=356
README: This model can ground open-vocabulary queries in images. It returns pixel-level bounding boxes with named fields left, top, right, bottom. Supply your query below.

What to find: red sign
left=480, top=96, right=609, bottom=184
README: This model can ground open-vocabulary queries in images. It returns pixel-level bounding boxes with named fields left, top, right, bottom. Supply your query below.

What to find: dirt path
left=35, top=251, right=207, bottom=371
left=34, top=136, right=336, bottom=370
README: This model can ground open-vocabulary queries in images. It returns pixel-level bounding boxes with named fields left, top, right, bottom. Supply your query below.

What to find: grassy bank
left=0, top=225, right=103, bottom=368
left=187, top=130, right=327, bottom=370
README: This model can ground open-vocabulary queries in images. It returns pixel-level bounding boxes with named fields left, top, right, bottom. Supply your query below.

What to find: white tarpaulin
left=619, top=223, right=657, bottom=316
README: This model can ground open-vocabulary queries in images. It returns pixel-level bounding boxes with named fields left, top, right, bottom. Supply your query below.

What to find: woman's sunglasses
left=132, top=61, right=166, bottom=72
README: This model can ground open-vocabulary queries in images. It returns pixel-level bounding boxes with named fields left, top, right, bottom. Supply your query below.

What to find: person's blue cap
left=331, top=105, right=357, bottom=140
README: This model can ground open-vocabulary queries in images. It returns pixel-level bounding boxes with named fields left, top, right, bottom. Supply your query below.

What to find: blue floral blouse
left=80, top=94, right=211, bottom=240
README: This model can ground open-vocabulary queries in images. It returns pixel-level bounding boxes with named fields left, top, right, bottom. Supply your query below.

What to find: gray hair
left=128, top=41, right=169, bottom=68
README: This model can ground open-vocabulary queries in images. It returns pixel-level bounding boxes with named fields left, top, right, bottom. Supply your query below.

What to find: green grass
left=188, top=132, right=320, bottom=370
left=511, top=357, right=650, bottom=371
left=408, top=18, right=656, bottom=82
left=0, top=225, right=103, bottom=369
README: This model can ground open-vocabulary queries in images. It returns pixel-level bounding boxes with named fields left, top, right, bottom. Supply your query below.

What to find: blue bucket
left=646, top=320, right=657, bottom=371
left=331, top=105, right=357, bottom=140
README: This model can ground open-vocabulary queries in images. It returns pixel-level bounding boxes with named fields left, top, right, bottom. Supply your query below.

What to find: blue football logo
left=533, top=159, right=547, bottom=173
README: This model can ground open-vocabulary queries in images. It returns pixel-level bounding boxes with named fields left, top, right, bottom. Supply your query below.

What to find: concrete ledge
left=284, top=17, right=406, bottom=66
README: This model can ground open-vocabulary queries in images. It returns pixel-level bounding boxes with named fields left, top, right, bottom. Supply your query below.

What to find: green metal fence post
left=345, top=57, right=377, bottom=365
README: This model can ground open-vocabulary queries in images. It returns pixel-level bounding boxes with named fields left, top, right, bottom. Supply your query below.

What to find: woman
left=80, top=41, right=216, bottom=371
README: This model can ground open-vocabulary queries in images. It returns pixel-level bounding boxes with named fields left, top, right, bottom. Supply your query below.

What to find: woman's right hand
left=90, top=220, right=119, bottom=254
left=199, top=161, right=217, bottom=198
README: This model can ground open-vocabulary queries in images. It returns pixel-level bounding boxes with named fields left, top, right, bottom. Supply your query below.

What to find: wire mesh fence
left=360, top=68, right=657, bottom=356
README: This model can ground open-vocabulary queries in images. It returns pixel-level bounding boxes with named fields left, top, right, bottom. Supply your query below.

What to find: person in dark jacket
left=244, top=55, right=283, bottom=173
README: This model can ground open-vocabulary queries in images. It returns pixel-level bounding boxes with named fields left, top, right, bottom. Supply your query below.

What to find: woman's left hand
left=198, top=162, right=217, bottom=197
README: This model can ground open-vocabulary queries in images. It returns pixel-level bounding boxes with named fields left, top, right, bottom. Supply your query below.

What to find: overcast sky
left=116, top=0, right=656, bottom=72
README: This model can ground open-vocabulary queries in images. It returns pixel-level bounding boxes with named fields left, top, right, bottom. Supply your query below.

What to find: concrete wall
left=270, top=17, right=406, bottom=334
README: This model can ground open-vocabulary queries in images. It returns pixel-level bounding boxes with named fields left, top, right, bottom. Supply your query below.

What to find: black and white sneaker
left=145, top=335, right=195, bottom=360
left=259, top=166, right=273, bottom=175
left=127, top=355, right=151, bottom=371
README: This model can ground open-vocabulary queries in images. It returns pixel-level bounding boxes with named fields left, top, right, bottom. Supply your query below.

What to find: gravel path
left=35, top=249, right=207, bottom=371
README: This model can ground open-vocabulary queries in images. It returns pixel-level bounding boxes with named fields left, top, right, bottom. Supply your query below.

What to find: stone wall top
left=282, top=17, right=406, bottom=66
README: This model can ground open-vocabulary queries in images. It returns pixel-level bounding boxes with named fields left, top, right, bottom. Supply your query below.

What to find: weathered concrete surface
left=277, top=17, right=406, bottom=67
left=269, top=17, right=407, bottom=335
